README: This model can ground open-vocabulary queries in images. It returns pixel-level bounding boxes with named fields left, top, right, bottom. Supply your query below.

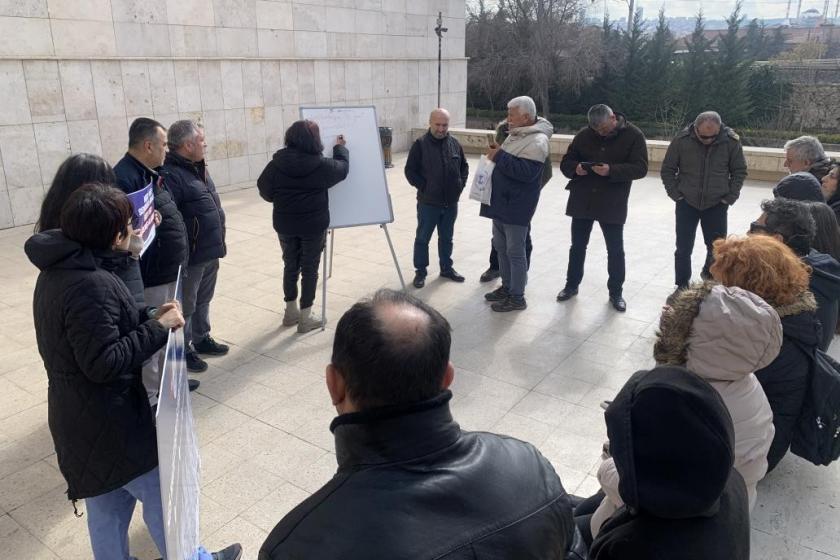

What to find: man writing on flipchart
left=405, top=108, right=470, bottom=289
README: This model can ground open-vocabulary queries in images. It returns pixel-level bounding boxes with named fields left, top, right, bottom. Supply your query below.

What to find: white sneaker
left=282, top=300, right=300, bottom=326
left=297, top=306, right=324, bottom=333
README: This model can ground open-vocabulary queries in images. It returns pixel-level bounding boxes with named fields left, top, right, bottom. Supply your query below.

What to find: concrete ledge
left=413, top=127, right=840, bottom=183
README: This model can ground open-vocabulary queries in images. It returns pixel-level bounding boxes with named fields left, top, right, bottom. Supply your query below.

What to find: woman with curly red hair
left=711, top=234, right=821, bottom=471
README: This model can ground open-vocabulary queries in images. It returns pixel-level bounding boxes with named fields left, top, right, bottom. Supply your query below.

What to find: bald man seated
left=258, top=289, right=575, bottom=560
left=405, top=108, right=469, bottom=289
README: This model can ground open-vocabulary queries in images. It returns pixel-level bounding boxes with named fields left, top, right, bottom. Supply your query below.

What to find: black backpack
left=791, top=344, right=840, bottom=466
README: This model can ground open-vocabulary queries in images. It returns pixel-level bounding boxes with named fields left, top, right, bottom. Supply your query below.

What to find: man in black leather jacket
left=259, top=289, right=574, bottom=560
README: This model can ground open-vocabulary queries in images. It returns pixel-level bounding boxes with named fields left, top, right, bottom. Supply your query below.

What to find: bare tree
left=497, top=0, right=591, bottom=114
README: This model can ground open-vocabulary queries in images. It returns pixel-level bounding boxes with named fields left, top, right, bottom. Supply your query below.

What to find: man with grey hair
left=557, top=104, right=648, bottom=312
left=161, top=119, right=229, bottom=372
left=661, top=111, right=747, bottom=294
left=784, top=135, right=833, bottom=181
left=481, top=96, right=553, bottom=311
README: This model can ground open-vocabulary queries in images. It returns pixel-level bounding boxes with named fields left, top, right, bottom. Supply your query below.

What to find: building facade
left=0, top=0, right=467, bottom=229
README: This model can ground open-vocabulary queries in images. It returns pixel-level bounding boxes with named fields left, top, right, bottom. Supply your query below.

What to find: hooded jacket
left=161, top=151, right=226, bottom=266
left=803, top=249, right=840, bottom=350
left=257, top=145, right=349, bottom=235
left=404, top=131, right=468, bottom=207
left=589, top=366, right=750, bottom=560
left=655, top=283, right=779, bottom=508
left=481, top=117, right=553, bottom=226
left=560, top=113, right=648, bottom=225
left=591, top=284, right=779, bottom=536
left=24, top=230, right=168, bottom=500
left=114, top=153, right=188, bottom=287
left=259, top=391, right=574, bottom=559
left=661, top=123, right=748, bottom=210
left=755, top=292, right=821, bottom=470
left=773, top=171, right=825, bottom=202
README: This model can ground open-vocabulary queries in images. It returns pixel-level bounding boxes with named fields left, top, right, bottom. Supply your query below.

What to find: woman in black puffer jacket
left=36, top=153, right=147, bottom=305
left=26, top=184, right=184, bottom=559
left=257, top=119, right=349, bottom=333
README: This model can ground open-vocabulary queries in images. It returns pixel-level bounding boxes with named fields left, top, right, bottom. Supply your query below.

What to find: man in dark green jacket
left=661, top=111, right=747, bottom=290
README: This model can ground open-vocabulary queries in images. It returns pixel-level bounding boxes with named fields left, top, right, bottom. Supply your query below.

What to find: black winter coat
left=404, top=132, right=469, bottom=207
left=161, top=152, right=226, bottom=266
left=803, top=250, right=840, bottom=350
left=114, top=153, right=188, bottom=287
left=257, top=145, right=349, bottom=235
left=25, top=230, right=168, bottom=500
left=590, top=366, right=750, bottom=560
left=755, top=293, right=821, bottom=471
left=560, top=114, right=648, bottom=225
left=259, top=391, right=575, bottom=560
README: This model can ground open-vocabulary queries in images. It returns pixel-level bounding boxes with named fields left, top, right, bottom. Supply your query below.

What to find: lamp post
left=434, top=11, right=448, bottom=108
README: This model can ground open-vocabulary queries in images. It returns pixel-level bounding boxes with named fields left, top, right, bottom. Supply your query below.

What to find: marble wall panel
left=0, top=17, right=53, bottom=57
left=0, top=62, right=33, bottom=127
left=0, top=0, right=48, bottom=18
left=24, top=61, right=64, bottom=124
left=256, top=1, right=293, bottom=30
left=0, top=125, right=41, bottom=191
left=121, top=61, right=154, bottom=118
left=114, top=22, right=171, bottom=57
left=110, top=0, right=168, bottom=24
left=51, top=20, right=117, bottom=57
left=33, top=122, right=71, bottom=184
left=67, top=120, right=103, bottom=156
left=279, top=62, right=299, bottom=106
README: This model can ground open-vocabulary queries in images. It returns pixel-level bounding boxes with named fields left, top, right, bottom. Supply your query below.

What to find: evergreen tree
left=640, top=10, right=677, bottom=123
left=748, top=65, right=791, bottom=125
left=744, top=18, right=768, bottom=60
left=711, top=3, right=752, bottom=125
left=617, top=9, right=648, bottom=118
left=588, top=17, right=623, bottom=106
left=679, top=12, right=713, bottom=123
left=767, top=27, right=787, bottom=59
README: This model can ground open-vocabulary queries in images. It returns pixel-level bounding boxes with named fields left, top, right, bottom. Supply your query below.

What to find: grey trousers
left=492, top=220, right=529, bottom=297
left=141, top=281, right=177, bottom=404
left=182, top=259, right=219, bottom=347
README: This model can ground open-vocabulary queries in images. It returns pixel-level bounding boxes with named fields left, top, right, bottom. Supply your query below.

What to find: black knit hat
left=773, top=172, right=824, bottom=202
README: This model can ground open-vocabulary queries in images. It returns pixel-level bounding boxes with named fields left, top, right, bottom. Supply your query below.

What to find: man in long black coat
left=557, top=104, right=648, bottom=312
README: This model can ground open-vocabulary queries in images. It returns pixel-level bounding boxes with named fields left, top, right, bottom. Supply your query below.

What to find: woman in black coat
left=36, top=153, right=147, bottom=306
left=257, top=119, right=349, bottom=333
left=26, top=184, right=186, bottom=558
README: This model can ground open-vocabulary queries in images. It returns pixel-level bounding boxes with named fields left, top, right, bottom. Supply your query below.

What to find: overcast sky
left=471, top=1, right=838, bottom=20
left=589, top=0, right=835, bottom=20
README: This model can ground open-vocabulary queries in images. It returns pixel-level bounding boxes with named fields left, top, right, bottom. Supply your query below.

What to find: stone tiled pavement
left=0, top=153, right=838, bottom=559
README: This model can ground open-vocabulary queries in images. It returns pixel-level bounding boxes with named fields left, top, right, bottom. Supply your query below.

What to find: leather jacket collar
left=331, top=391, right=460, bottom=471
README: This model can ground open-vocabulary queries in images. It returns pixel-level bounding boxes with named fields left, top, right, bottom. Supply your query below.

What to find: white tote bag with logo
left=469, top=155, right=494, bottom=206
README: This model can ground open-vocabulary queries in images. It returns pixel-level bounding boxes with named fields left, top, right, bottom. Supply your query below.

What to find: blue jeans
left=492, top=220, right=529, bottom=297
left=85, top=467, right=166, bottom=560
left=413, top=203, right=458, bottom=275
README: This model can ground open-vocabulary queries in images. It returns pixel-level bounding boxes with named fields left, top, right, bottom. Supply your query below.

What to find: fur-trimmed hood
left=655, top=282, right=783, bottom=382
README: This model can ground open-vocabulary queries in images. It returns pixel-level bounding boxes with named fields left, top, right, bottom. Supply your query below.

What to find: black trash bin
left=378, top=126, right=393, bottom=168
